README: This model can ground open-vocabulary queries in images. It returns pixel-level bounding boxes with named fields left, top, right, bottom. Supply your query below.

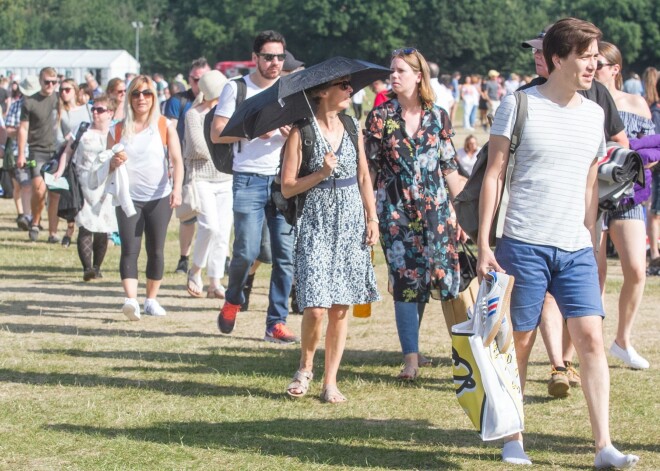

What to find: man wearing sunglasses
left=212, top=30, right=299, bottom=345
left=518, top=23, right=629, bottom=402
left=164, top=57, right=211, bottom=276
left=16, top=67, right=60, bottom=242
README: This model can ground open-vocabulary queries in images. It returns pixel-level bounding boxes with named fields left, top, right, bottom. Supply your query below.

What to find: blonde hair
left=389, top=49, right=435, bottom=108
left=643, top=67, right=658, bottom=106
left=122, top=75, right=161, bottom=140
left=598, top=41, right=623, bottom=90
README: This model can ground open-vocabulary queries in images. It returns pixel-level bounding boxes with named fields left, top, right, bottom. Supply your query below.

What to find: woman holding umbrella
left=281, top=76, right=380, bottom=403
left=365, top=48, right=464, bottom=381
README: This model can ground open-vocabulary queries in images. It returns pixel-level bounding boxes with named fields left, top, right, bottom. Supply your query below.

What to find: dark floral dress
left=365, top=99, right=460, bottom=302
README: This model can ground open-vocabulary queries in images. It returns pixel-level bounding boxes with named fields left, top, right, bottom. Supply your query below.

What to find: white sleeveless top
left=120, top=123, right=171, bottom=202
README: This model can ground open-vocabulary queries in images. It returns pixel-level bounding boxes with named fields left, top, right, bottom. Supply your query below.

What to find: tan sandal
left=320, top=384, right=347, bottom=404
left=286, top=370, right=313, bottom=398
left=397, top=365, right=419, bottom=382
left=187, top=270, right=203, bottom=298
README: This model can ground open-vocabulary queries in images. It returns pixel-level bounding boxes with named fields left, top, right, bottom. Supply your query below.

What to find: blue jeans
left=227, top=172, right=294, bottom=328
left=394, top=301, right=427, bottom=355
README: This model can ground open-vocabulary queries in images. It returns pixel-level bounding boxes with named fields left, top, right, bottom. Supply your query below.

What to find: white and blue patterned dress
left=294, top=119, right=380, bottom=310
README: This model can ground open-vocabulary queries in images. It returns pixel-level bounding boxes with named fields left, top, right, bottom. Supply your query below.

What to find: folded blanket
left=598, top=147, right=644, bottom=185
left=630, top=134, right=660, bottom=151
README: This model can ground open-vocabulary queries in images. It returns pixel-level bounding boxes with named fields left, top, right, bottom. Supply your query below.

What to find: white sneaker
left=609, top=342, right=649, bottom=369
left=476, top=271, right=515, bottom=348
left=122, top=298, right=141, bottom=321
left=144, top=298, right=167, bottom=317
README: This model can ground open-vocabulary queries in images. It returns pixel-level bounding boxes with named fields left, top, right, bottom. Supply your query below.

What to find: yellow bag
left=450, top=279, right=524, bottom=441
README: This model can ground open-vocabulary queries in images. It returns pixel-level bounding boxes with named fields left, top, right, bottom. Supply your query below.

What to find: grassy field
left=0, top=196, right=658, bottom=470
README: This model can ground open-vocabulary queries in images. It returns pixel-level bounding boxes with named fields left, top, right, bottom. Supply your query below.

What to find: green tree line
left=0, top=0, right=658, bottom=78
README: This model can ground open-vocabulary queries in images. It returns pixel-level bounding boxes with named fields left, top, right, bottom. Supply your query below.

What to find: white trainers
left=122, top=298, right=141, bottom=321
left=476, top=271, right=515, bottom=348
left=144, top=298, right=167, bottom=317
left=609, top=342, right=649, bottom=369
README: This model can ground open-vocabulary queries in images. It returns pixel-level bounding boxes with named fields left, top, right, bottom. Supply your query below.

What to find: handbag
left=176, top=178, right=201, bottom=220
left=450, top=279, right=524, bottom=441
left=457, top=241, right=477, bottom=292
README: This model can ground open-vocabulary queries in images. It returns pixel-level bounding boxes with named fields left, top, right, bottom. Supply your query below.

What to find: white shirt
left=431, top=78, right=454, bottom=113
left=352, top=88, right=365, bottom=105
left=215, top=75, right=285, bottom=175
left=490, top=87, right=606, bottom=251
left=456, top=147, right=481, bottom=176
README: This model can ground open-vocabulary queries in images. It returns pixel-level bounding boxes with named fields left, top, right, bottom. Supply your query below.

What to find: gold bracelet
left=367, top=217, right=379, bottom=223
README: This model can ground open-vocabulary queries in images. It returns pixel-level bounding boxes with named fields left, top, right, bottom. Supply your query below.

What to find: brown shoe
left=548, top=368, right=570, bottom=398
left=564, top=361, right=581, bottom=388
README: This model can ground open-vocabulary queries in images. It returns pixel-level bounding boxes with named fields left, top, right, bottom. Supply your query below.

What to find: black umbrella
left=221, top=56, right=390, bottom=140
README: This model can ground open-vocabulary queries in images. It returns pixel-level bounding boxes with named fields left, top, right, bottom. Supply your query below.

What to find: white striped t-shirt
left=490, top=86, right=605, bottom=251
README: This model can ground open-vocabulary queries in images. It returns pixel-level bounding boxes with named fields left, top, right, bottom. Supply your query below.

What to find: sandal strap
left=287, top=370, right=313, bottom=396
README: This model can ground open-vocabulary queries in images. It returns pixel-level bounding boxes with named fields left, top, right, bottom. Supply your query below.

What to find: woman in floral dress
left=281, top=76, right=380, bottom=403
left=365, top=49, right=465, bottom=380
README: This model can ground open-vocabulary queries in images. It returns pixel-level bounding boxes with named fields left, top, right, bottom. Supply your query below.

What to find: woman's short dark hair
left=543, top=18, right=602, bottom=74
left=253, top=30, right=286, bottom=54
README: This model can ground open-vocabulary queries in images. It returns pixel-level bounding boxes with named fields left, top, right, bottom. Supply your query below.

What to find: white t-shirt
left=352, top=88, right=365, bottom=105
left=431, top=79, right=454, bottom=113
left=490, top=86, right=606, bottom=251
left=456, top=147, right=481, bottom=176
left=215, top=75, right=285, bottom=175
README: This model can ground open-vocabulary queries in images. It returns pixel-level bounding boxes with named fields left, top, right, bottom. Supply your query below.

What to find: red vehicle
left=215, top=60, right=257, bottom=78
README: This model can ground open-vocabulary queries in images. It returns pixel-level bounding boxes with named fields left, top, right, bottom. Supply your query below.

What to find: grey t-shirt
left=59, top=104, right=92, bottom=143
left=20, top=92, right=58, bottom=154
left=485, top=80, right=500, bottom=101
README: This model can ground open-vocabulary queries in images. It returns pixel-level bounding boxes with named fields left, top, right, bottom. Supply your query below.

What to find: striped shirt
left=491, top=86, right=605, bottom=251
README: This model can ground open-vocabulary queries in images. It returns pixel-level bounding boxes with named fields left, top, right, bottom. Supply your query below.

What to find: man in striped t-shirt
left=477, top=18, right=639, bottom=469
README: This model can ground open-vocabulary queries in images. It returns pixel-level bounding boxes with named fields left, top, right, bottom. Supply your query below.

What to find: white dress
left=73, top=128, right=118, bottom=232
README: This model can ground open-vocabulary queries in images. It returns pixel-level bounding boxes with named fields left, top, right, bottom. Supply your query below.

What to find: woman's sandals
left=286, top=370, right=313, bottom=398
left=319, top=385, right=347, bottom=404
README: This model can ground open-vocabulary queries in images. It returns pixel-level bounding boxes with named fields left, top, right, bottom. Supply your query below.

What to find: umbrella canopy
left=221, top=56, right=390, bottom=140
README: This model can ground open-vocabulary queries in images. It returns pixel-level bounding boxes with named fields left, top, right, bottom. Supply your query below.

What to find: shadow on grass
left=3, top=323, right=219, bottom=339
left=47, top=419, right=476, bottom=469
left=45, top=419, right=614, bottom=469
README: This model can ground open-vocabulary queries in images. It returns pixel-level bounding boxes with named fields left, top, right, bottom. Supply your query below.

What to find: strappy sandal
left=187, top=270, right=203, bottom=298
left=286, top=370, right=313, bottom=398
left=320, top=384, right=347, bottom=404
left=207, top=286, right=226, bottom=299
left=397, top=365, right=419, bottom=382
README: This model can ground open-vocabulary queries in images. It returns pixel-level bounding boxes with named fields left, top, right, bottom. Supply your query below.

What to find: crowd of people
left=1, top=18, right=658, bottom=469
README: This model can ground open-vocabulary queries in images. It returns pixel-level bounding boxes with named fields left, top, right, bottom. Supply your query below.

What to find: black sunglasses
left=91, top=106, right=109, bottom=114
left=256, top=53, right=286, bottom=62
left=60, top=87, right=74, bottom=92
left=392, top=47, right=418, bottom=56
left=331, top=80, right=352, bottom=91
left=189, top=76, right=201, bottom=83
left=596, top=61, right=614, bottom=70
left=131, top=89, right=154, bottom=98
left=44, top=80, right=58, bottom=86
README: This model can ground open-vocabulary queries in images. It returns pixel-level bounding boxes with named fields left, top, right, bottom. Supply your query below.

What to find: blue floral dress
left=365, top=99, right=460, bottom=302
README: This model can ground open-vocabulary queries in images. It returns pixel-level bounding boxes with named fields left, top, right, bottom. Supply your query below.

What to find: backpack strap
left=495, top=90, right=528, bottom=240
left=234, top=77, right=247, bottom=154
left=338, top=113, right=359, bottom=157
left=112, top=117, right=168, bottom=147
left=158, top=115, right=168, bottom=147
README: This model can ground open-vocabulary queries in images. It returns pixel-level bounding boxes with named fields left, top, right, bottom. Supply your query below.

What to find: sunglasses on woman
left=392, top=47, right=418, bottom=56
left=331, top=80, right=352, bottom=91
left=131, top=89, right=154, bottom=98
left=596, top=61, right=614, bottom=70
left=91, top=107, right=109, bottom=114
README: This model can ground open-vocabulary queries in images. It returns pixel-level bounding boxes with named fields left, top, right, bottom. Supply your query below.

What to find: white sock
left=595, top=445, right=639, bottom=469
left=502, top=440, right=532, bottom=465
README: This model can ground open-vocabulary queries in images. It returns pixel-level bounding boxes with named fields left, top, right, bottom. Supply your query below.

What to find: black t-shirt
left=20, top=92, right=58, bottom=153
left=0, top=88, right=8, bottom=113
left=518, top=77, right=624, bottom=140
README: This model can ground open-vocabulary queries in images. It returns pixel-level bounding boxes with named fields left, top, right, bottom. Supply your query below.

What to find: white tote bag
left=176, top=180, right=200, bottom=220
left=451, top=293, right=524, bottom=441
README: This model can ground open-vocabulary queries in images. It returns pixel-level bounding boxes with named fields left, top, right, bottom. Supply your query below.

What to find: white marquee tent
left=0, top=49, right=140, bottom=85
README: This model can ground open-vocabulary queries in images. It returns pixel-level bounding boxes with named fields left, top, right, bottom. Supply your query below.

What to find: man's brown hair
left=543, top=18, right=602, bottom=74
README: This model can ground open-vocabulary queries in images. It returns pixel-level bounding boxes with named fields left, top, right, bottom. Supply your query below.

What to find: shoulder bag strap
left=495, top=90, right=528, bottom=239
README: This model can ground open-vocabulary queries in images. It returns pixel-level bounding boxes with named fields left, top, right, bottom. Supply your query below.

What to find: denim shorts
left=603, top=202, right=645, bottom=229
left=652, top=170, right=660, bottom=215
left=495, top=236, right=604, bottom=331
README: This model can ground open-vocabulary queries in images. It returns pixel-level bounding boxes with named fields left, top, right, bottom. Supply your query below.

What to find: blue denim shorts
left=495, top=236, right=604, bottom=331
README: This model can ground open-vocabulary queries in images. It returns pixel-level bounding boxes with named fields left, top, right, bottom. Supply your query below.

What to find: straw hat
left=19, top=75, right=40, bottom=96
